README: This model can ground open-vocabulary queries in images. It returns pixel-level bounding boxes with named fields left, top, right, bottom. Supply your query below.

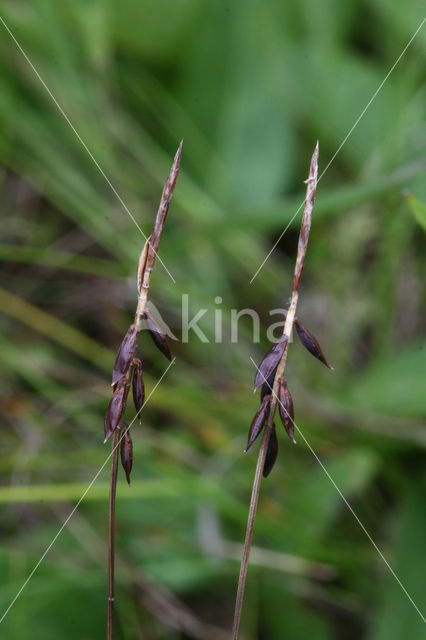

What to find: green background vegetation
left=0, top=1, right=425, bottom=638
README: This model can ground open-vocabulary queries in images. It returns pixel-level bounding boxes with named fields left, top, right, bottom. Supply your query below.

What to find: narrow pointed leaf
left=120, top=424, right=133, bottom=486
left=278, top=377, right=296, bottom=443
left=112, top=323, right=137, bottom=386
left=145, top=310, right=172, bottom=361
left=254, top=335, right=288, bottom=390
left=104, top=383, right=128, bottom=443
left=263, top=425, right=278, bottom=478
left=132, top=358, right=145, bottom=416
left=245, top=395, right=271, bottom=452
left=295, top=319, right=333, bottom=370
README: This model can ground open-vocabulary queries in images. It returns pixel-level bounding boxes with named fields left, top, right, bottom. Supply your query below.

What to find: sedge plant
left=232, top=142, right=334, bottom=639
left=103, top=142, right=182, bottom=640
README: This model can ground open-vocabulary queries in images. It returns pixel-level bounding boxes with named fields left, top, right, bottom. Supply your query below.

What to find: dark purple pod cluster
left=246, top=319, right=332, bottom=476
left=246, top=335, right=290, bottom=477
left=104, top=309, right=171, bottom=448
left=104, top=323, right=139, bottom=444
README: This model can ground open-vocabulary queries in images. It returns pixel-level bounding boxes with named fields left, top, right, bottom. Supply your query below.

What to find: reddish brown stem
left=107, top=429, right=120, bottom=640
left=136, top=141, right=182, bottom=326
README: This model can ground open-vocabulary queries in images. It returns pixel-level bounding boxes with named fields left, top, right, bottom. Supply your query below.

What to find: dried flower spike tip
left=245, top=394, right=271, bottom=453
left=278, top=377, right=296, bottom=443
left=254, top=335, right=288, bottom=391
left=112, top=323, right=137, bottom=387
left=293, top=141, right=319, bottom=293
left=294, top=318, right=333, bottom=370
left=120, top=423, right=133, bottom=486
left=149, top=141, right=183, bottom=252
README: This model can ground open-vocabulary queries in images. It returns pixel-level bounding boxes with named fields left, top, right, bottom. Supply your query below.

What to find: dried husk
left=263, top=425, right=278, bottom=478
left=120, top=425, right=133, bottom=486
left=261, top=371, right=276, bottom=399
left=112, top=324, right=138, bottom=386
left=104, top=382, right=128, bottom=443
left=254, top=335, right=288, bottom=390
left=278, top=377, right=296, bottom=443
left=145, top=310, right=172, bottom=361
left=132, top=358, right=145, bottom=416
left=294, top=318, right=333, bottom=370
left=245, top=394, right=271, bottom=452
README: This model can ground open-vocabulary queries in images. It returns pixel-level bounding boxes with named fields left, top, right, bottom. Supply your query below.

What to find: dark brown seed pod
left=278, top=377, right=296, bottom=443
left=112, top=323, right=138, bottom=386
left=254, top=335, right=288, bottom=390
left=263, top=425, right=278, bottom=478
left=145, top=310, right=172, bottom=361
left=120, top=424, right=133, bottom=486
left=245, top=394, right=271, bottom=452
left=294, top=319, right=333, bottom=370
left=104, top=382, right=128, bottom=443
left=261, top=371, right=276, bottom=399
left=132, top=358, right=145, bottom=417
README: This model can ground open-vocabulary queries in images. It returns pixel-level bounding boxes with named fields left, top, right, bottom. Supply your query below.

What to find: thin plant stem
left=107, top=429, right=120, bottom=640
left=231, top=142, right=319, bottom=640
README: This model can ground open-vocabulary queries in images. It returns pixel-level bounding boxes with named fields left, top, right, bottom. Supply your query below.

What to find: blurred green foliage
left=0, top=1, right=425, bottom=639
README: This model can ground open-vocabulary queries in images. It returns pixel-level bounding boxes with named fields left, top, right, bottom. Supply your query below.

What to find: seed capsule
left=132, top=358, right=145, bottom=417
left=104, top=382, right=128, bottom=443
left=278, top=377, right=296, bottom=443
left=294, top=319, right=333, bottom=370
left=120, top=424, right=133, bottom=486
left=254, top=335, right=288, bottom=390
left=245, top=394, right=271, bottom=452
left=261, top=371, right=276, bottom=399
left=263, top=425, right=278, bottom=478
left=112, top=324, right=138, bottom=386
left=145, top=310, right=172, bottom=361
